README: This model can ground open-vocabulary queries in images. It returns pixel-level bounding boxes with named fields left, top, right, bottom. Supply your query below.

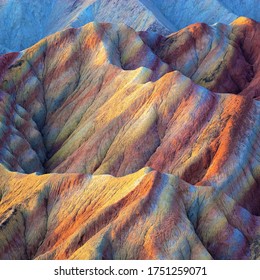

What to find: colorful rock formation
left=0, top=4, right=260, bottom=260
left=1, top=165, right=259, bottom=260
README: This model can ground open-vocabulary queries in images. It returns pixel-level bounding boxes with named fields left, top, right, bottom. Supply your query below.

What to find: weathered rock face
left=140, top=17, right=260, bottom=96
left=1, top=165, right=260, bottom=260
left=0, top=17, right=260, bottom=259
left=0, top=0, right=260, bottom=53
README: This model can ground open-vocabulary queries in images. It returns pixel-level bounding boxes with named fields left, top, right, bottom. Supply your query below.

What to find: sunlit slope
left=0, top=165, right=259, bottom=260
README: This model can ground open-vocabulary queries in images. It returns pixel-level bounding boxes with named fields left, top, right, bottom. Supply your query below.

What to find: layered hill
left=0, top=18, right=260, bottom=259
left=1, top=165, right=260, bottom=260
left=0, top=0, right=260, bottom=53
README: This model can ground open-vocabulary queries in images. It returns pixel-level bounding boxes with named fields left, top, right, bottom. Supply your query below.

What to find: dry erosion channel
left=0, top=0, right=260, bottom=260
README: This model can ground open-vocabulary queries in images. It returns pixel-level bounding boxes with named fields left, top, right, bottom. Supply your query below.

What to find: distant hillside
left=0, top=0, right=259, bottom=53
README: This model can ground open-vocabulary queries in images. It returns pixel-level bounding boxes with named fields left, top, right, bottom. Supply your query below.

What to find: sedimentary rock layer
left=1, top=165, right=259, bottom=260
left=0, top=17, right=260, bottom=259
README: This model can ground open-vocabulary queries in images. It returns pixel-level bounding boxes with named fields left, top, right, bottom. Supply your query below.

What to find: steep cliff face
left=0, top=0, right=260, bottom=53
left=0, top=16, right=260, bottom=259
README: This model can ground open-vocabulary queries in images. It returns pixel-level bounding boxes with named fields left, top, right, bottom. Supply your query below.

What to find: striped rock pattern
left=0, top=18, right=260, bottom=259
left=0, top=165, right=260, bottom=260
